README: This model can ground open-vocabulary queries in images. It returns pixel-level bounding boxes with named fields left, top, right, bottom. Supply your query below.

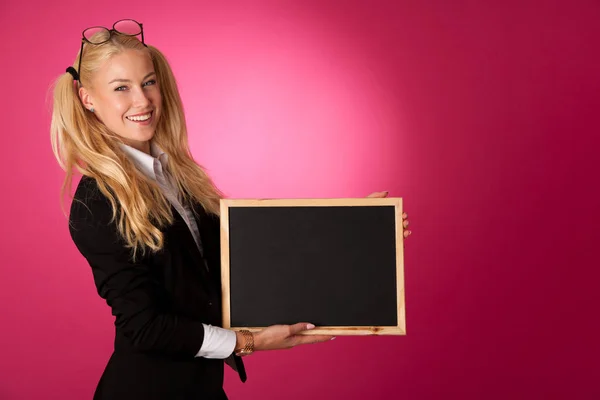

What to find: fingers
left=288, top=322, right=315, bottom=335
left=295, top=335, right=335, bottom=345
left=367, top=191, right=389, bottom=198
left=287, top=324, right=333, bottom=344
left=287, top=324, right=332, bottom=348
left=402, top=212, right=411, bottom=238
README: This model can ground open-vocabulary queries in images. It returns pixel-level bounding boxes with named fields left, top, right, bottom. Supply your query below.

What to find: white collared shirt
left=120, top=141, right=235, bottom=359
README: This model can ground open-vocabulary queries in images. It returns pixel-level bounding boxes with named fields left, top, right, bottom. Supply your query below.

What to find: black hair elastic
left=66, top=66, right=80, bottom=81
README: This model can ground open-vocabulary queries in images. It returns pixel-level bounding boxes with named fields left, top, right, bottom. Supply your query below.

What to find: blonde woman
left=51, top=19, right=411, bottom=400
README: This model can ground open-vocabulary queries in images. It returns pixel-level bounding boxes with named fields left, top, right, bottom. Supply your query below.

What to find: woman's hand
left=236, top=323, right=333, bottom=353
left=366, top=191, right=412, bottom=238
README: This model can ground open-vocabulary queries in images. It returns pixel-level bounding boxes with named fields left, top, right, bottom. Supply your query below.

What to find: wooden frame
left=220, top=198, right=406, bottom=335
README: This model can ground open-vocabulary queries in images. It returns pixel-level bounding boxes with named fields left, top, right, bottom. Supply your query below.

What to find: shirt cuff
left=196, top=324, right=237, bottom=359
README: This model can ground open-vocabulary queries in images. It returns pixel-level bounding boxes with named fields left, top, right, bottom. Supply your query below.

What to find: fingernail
left=307, top=323, right=315, bottom=329
left=331, top=337, right=336, bottom=340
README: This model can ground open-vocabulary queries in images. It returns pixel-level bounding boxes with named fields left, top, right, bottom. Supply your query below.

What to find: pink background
left=1, top=0, right=598, bottom=399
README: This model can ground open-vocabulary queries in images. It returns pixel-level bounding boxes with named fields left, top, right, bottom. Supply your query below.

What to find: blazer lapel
left=169, top=205, right=213, bottom=293
left=191, top=203, right=222, bottom=284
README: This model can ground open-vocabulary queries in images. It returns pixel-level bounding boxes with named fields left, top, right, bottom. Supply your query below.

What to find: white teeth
left=127, top=113, right=151, bottom=122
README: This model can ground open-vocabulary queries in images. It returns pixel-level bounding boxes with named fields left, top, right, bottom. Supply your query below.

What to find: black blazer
left=69, top=176, right=245, bottom=400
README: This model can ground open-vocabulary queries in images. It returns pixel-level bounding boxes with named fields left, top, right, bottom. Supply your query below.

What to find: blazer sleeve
left=68, top=178, right=206, bottom=358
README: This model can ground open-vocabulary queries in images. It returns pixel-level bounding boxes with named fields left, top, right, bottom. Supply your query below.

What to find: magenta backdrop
left=1, top=1, right=598, bottom=399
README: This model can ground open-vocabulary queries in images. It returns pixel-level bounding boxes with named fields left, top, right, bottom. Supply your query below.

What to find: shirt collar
left=120, top=141, right=169, bottom=181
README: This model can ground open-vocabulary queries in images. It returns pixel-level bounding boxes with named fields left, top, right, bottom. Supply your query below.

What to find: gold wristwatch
left=235, top=330, right=254, bottom=356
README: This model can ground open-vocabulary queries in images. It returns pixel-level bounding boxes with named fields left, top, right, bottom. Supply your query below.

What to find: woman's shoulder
left=69, top=175, right=114, bottom=226
left=73, top=175, right=100, bottom=198
left=68, top=176, right=129, bottom=256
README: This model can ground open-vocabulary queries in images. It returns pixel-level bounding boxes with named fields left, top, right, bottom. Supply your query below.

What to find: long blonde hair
left=50, top=32, right=224, bottom=257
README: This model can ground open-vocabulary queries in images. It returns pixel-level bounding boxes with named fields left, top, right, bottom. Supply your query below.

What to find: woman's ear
left=79, top=86, right=94, bottom=112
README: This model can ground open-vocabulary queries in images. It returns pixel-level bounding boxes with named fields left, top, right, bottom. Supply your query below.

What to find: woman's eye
left=114, top=80, right=155, bottom=91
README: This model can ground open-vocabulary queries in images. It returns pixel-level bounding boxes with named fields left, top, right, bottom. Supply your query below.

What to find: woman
left=50, top=20, right=411, bottom=399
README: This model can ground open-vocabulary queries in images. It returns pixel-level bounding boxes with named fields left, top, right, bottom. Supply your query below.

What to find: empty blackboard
left=220, top=198, right=406, bottom=335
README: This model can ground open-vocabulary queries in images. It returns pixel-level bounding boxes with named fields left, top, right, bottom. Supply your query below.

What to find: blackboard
left=220, top=198, right=406, bottom=335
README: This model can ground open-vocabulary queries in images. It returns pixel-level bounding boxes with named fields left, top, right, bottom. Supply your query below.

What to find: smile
left=126, top=112, right=152, bottom=122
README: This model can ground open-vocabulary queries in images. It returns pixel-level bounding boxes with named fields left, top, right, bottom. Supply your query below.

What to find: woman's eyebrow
left=108, top=71, right=156, bottom=85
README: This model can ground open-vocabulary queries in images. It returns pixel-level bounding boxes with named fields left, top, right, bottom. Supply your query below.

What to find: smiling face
left=79, top=49, right=162, bottom=153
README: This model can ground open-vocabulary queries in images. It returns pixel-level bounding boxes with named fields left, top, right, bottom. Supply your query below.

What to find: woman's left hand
left=367, top=191, right=412, bottom=238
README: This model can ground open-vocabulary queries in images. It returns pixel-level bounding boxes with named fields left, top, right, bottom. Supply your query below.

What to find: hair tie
left=66, top=66, right=80, bottom=81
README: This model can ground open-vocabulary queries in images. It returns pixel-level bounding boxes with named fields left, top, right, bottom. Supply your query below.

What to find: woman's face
left=80, top=49, right=162, bottom=152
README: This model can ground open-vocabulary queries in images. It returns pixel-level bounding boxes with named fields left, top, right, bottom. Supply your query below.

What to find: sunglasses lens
left=114, top=19, right=142, bottom=36
left=83, top=27, right=110, bottom=44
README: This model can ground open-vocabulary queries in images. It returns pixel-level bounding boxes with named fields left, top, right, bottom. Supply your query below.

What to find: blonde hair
left=50, top=32, right=224, bottom=257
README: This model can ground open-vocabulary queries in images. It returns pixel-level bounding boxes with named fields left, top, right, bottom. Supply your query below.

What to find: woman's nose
left=132, top=87, right=151, bottom=107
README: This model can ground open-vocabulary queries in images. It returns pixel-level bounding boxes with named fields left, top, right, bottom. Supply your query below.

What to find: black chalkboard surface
left=220, top=198, right=406, bottom=335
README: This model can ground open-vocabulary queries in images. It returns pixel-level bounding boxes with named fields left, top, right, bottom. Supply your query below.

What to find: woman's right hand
left=236, top=323, right=334, bottom=353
